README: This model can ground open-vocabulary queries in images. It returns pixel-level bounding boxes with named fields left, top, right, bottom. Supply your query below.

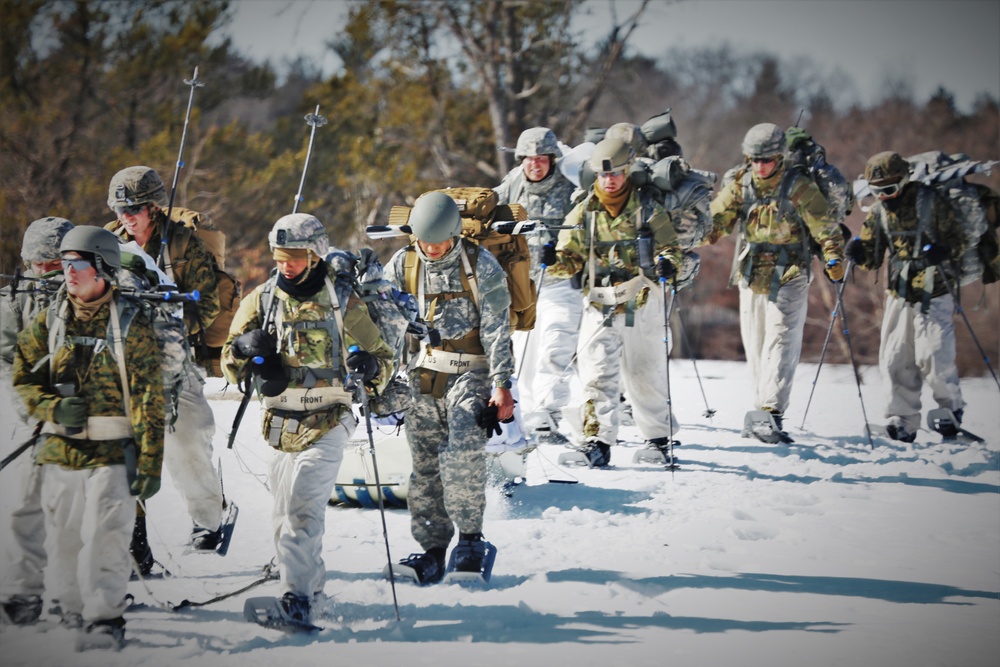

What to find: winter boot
left=1, top=594, right=42, bottom=625
left=129, top=514, right=155, bottom=577
left=450, top=533, right=488, bottom=573
left=886, top=423, right=916, bottom=443
left=584, top=441, right=612, bottom=468
left=634, top=436, right=680, bottom=465
left=76, top=616, right=126, bottom=651
left=191, top=523, right=223, bottom=551
left=279, top=592, right=311, bottom=624
left=395, top=547, right=447, bottom=585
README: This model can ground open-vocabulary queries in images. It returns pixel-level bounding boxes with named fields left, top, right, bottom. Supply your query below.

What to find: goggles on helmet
left=870, top=181, right=904, bottom=198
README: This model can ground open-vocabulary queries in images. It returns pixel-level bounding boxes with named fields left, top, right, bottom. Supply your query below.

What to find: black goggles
left=114, top=204, right=146, bottom=217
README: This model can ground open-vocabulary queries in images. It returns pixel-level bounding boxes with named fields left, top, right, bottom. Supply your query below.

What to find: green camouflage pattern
left=865, top=151, right=910, bottom=184
left=742, top=123, right=786, bottom=159
left=854, top=183, right=965, bottom=301
left=13, top=289, right=165, bottom=477
left=222, top=261, right=396, bottom=453
left=706, top=165, right=844, bottom=295
left=550, top=186, right=683, bottom=308
left=107, top=166, right=169, bottom=209
left=106, top=209, right=221, bottom=336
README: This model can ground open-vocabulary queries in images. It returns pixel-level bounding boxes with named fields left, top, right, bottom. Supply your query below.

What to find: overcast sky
left=224, top=0, right=1000, bottom=112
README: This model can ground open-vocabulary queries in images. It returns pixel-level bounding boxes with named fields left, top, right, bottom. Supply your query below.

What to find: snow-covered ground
left=1, top=359, right=997, bottom=667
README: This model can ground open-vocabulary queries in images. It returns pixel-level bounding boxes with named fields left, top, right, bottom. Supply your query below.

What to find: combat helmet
left=59, top=226, right=122, bottom=277
left=107, top=166, right=169, bottom=210
left=268, top=213, right=329, bottom=259
left=409, top=192, right=462, bottom=244
left=741, top=123, right=786, bottom=159
left=589, top=137, right=635, bottom=174
left=606, top=122, right=649, bottom=156
left=865, top=151, right=910, bottom=198
left=21, top=217, right=74, bottom=263
left=514, top=127, right=560, bottom=162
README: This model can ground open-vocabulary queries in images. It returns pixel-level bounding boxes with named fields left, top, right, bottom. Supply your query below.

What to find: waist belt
left=43, top=415, right=132, bottom=440
left=412, top=346, right=488, bottom=374
left=743, top=241, right=803, bottom=302
left=262, top=385, right=354, bottom=411
left=587, top=274, right=653, bottom=307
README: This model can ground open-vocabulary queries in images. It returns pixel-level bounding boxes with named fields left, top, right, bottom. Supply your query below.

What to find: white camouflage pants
left=576, top=285, right=677, bottom=445
left=513, top=278, right=583, bottom=428
left=268, top=415, right=353, bottom=598
left=739, top=274, right=810, bottom=415
left=41, top=464, right=135, bottom=623
left=879, top=292, right=964, bottom=432
left=164, top=365, right=223, bottom=531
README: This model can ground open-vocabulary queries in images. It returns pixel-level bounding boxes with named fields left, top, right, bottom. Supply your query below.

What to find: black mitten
left=233, top=329, right=275, bottom=359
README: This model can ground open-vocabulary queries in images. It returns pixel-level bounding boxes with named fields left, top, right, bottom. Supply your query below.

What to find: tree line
left=2, top=0, right=997, bottom=375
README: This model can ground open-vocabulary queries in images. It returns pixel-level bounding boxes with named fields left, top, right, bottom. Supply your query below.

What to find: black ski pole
left=673, top=298, right=716, bottom=418
left=934, top=253, right=1000, bottom=391
left=347, top=346, right=401, bottom=622
left=158, top=66, right=204, bottom=272
left=799, top=266, right=851, bottom=429
left=293, top=106, right=327, bottom=214
left=0, top=424, right=41, bottom=472
left=826, top=259, right=875, bottom=447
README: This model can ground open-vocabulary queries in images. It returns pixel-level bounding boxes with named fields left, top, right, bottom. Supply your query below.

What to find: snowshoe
left=383, top=548, right=447, bottom=586
left=187, top=501, right=238, bottom=556
left=927, top=408, right=983, bottom=444
left=742, top=410, right=793, bottom=444
left=1, top=594, right=42, bottom=626
left=443, top=534, right=497, bottom=585
left=558, top=441, right=611, bottom=468
left=75, top=617, right=126, bottom=652
left=244, top=593, right=321, bottom=633
left=633, top=437, right=680, bottom=467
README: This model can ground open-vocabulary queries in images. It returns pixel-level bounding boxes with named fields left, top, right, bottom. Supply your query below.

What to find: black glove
left=476, top=404, right=504, bottom=438
left=922, top=243, right=950, bottom=266
left=655, top=256, right=677, bottom=281
left=232, top=329, right=276, bottom=360
left=53, top=396, right=87, bottom=427
left=255, top=354, right=288, bottom=397
left=845, top=237, right=865, bottom=263
left=540, top=243, right=557, bottom=268
left=346, top=347, right=380, bottom=385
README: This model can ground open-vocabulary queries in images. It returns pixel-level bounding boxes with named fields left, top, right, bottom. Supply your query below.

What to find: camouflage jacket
left=221, top=260, right=396, bottom=452
left=707, top=163, right=844, bottom=296
left=495, top=165, right=577, bottom=285
left=1, top=271, right=63, bottom=376
left=386, top=240, right=515, bottom=387
left=855, top=182, right=964, bottom=303
left=13, top=288, right=165, bottom=477
left=106, top=210, right=221, bottom=336
left=550, top=185, right=682, bottom=309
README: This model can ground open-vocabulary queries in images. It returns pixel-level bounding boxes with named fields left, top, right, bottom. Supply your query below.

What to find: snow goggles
left=114, top=203, right=146, bottom=217
left=595, top=167, right=627, bottom=177
left=750, top=156, right=776, bottom=164
left=869, top=181, right=904, bottom=198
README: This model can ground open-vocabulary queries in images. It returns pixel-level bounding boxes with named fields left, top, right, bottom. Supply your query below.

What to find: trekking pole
left=347, top=346, right=400, bottom=622
left=159, top=66, right=204, bottom=270
left=822, top=259, right=875, bottom=447
left=661, top=277, right=678, bottom=469
left=292, top=105, right=327, bottom=214
left=515, top=263, right=546, bottom=380
left=935, top=253, right=1000, bottom=391
left=799, top=266, right=850, bottom=429
left=673, top=299, right=716, bottom=418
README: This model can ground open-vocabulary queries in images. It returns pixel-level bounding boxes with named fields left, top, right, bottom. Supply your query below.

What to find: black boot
left=396, top=547, right=447, bottom=585
left=1, top=594, right=42, bottom=625
left=451, top=533, right=487, bottom=573
left=583, top=441, right=611, bottom=468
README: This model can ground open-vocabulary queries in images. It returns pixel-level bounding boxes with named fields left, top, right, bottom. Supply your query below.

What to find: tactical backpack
left=905, top=151, right=1000, bottom=286
left=630, top=155, right=717, bottom=291
left=390, top=187, right=536, bottom=331
left=166, top=207, right=242, bottom=376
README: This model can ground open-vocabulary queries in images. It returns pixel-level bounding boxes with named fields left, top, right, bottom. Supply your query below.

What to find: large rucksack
left=167, top=207, right=242, bottom=376
left=905, top=151, right=999, bottom=286
left=390, top=187, right=536, bottom=331
left=630, top=155, right=717, bottom=291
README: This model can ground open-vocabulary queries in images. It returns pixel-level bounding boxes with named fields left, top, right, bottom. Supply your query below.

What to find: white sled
left=332, top=424, right=411, bottom=508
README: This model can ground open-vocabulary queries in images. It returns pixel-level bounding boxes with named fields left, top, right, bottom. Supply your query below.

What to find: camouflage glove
left=476, top=405, right=504, bottom=438
left=825, top=259, right=846, bottom=283
left=346, top=347, right=380, bottom=385
left=53, top=396, right=87, bottom=427
left=232, top=329, right=275, bottom=359
left=540, top=243, right=557, bottom=268
left=785, top=126, right=812, bottom=150
left=845, top=237, right=865, bottom=264
left=130, top=474, right=161, bottom=501
left=655, top=256, right=677, bottom=281
left=922, top=243, right=950, bottom=266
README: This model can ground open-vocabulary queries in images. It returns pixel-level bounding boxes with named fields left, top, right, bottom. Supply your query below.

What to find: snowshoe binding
left=188, top=501, right=238, bottom=556
left=558, top=440, right=611, bottom=468
left=443, top=533, right=497, bottom=585
left=742, top=410, right=793, bottom=444
left=244, top=592, right=320, bottom=633
left=383, top=547, right=447, bottom=586
left=927, top=408, right=983, bottom=444
left=75, top=616, right=126, bottom=651
left=1, top=594, right=42, bottom=626
left=633, top=437, right=680, bottom=467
